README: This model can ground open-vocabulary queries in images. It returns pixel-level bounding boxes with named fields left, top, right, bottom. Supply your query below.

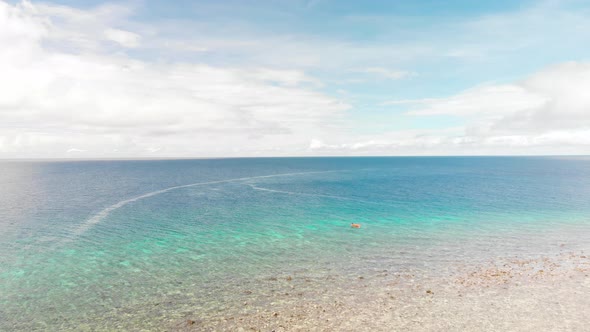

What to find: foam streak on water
left=247, top=184, right=381, bottom=205
left=71, top=170, right=346, bottom=238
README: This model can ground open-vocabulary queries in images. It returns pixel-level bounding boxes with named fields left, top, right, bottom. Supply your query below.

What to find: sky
left=1, top=0, right=590, bottom=158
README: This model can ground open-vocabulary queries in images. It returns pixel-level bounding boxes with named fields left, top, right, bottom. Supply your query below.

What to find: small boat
left=351, top=223, right=361, bottom=228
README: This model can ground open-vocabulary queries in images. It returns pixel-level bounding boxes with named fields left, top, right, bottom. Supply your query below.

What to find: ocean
left=1, top=157, right=590, bottom=330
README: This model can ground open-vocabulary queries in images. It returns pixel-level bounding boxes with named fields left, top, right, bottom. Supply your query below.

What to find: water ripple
left=69, top=170, right=347, bottom=240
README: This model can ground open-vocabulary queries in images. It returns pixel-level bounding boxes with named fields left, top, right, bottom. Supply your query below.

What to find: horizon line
left=1, top=154, right=589, bottom=162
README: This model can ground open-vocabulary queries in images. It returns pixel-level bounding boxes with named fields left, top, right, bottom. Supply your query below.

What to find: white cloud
left=307, top=128, right=590, bottom=156
left=306, top=60, right=590, bottom=156
left=396, top=62, right=590, bottom=138
left=0, top=1, right=349, bottom=158
left=2, top=1, right=590, bottom=158
left=371, top=61, right=590, bottom=154
left=104, top=28, right=140, bottom=48
left=497, top=62, right=590, bottom=132
left=401, top=84, right=548, bottom=117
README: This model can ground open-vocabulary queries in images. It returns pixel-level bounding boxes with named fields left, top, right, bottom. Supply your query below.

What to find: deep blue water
left=1, top=157, right=590, bottom=330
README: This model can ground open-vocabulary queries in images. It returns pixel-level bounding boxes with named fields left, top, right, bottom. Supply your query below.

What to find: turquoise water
left=1, top=157, right=590, bottom=330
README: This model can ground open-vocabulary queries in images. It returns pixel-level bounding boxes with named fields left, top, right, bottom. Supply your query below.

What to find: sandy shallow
left=174, top=251, right=590, bottom=332
left=13, top=250, right=588, bottom=331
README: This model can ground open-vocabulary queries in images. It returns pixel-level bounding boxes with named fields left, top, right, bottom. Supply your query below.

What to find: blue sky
left=1, top=0, right=590, bottom=157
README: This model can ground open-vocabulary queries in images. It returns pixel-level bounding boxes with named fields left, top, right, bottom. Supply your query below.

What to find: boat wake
left=249, top=184, right=317, bottom=196
left=70, top=170, right=345, bottom=239
left=247, top=184, right=382, bottom=205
